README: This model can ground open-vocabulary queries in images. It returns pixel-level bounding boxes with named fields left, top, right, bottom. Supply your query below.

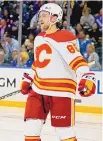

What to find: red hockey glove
left=20, top=73, right=33, bottom=95
left=78, top=73, right=96, bottom=97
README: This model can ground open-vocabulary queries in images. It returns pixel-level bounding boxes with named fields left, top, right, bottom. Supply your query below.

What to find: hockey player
left=20, top=3, right=96, bottom=141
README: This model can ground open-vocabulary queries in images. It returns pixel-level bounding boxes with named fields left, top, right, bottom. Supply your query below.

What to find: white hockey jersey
left=31, top=30, right=89, bottom=99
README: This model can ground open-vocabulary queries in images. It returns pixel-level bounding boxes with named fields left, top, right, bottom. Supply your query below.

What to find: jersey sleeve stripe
left=69, top=56, right=84, bottom=68
left=73, top=62, right=88, bottom=71
left=71, top=58, right=87, bottom=69
left=69, top=56, right=88, bottom=71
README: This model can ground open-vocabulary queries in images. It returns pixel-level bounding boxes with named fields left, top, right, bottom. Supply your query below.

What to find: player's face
left=39, top=11, right=51, bottom=31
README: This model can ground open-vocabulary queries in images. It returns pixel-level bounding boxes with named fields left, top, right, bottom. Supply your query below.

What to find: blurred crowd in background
left=0, top=0, right=102, bottom=71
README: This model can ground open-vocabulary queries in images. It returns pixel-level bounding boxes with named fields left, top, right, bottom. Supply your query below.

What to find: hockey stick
left=0, top=89, right=82, bottom=103
left=0, top=90, right=20, bottom=100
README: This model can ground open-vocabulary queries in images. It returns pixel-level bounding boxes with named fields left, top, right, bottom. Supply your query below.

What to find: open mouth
left=40, top=22, right=44, bottom=25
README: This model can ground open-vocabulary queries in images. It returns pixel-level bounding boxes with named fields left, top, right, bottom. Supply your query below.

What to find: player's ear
left=50, top=15, right=57, bottom=23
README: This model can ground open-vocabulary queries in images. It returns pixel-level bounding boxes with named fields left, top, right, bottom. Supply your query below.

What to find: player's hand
left=20, top=73, right=33, bottom=95
left=78, top=73, right=96, bottom=97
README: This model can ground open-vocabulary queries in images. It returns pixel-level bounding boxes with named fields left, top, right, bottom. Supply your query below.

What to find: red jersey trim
left=37, top=30, right=77, bottom=42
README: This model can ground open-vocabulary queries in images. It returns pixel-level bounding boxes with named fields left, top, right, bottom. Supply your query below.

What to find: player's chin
left=40, top=25, right=45, bottom=31
left=40, top=25, right=49, bottom=32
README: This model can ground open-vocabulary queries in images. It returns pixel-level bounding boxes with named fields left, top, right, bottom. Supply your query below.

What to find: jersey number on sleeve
left=67, top=43, right=79, bottom=53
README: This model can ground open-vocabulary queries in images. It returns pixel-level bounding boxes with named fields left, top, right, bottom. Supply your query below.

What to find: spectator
left=10, top=6, right=19, bottom=39
left=25, top=57, right=33, bottom=67
left=23, top=33, right=35, bottom=51
left=63, top=8, right=67, bottom=16
left=30, top=12, right=39, bottom=29
left=0, top=19, right=11, bottom=41
left=0, top=7, right=3, bottom=19
left=87, top=43, right=101, bottom=70
left=30, top=1, right=41, bottom=15
left=80, top=7, right=95, bottom=27
left=4, top=33, right=19, bottom=55
left=62, top=20, right=67, bottom=29
left=3, top=8, right=9, bottom=18
left=69, top=25, right=76, bottom=35
left=70, top=1, right=84, bottom=26
left=95, top=8, right=102, bottom=31
left=23, top=3, right=28, bottom=14
left=11, top=23, right=18, bottom=39
left=78, top=29, right=92, bottom=59
left=11, top=50, right=18, bottom=66
left=75, top=23, right=83, bottom=36
left=21, top=42, right=34, bottom=68
left=27, top=42, right=34, bottom=61
left=86, top=1, right=102, bottom=15
left=26, top=42, right=34, bottom=52
left=0, top=49, right=5, bottom=65
left=89, top=23, right=102, bottom=43
left=3, top=8, right=12, bottom=25
left=21, top=45, right=34, bottom=67
left=13, top=6, right=19, bottom=22
left=20, top=51, right=29, bottom=66
left=0, top=1, right=102, bottom=68
left=0, top=39, right=8, bottom=54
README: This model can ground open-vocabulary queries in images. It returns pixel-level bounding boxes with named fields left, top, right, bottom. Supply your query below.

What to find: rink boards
left=0, top=68, right=102, bottom=114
